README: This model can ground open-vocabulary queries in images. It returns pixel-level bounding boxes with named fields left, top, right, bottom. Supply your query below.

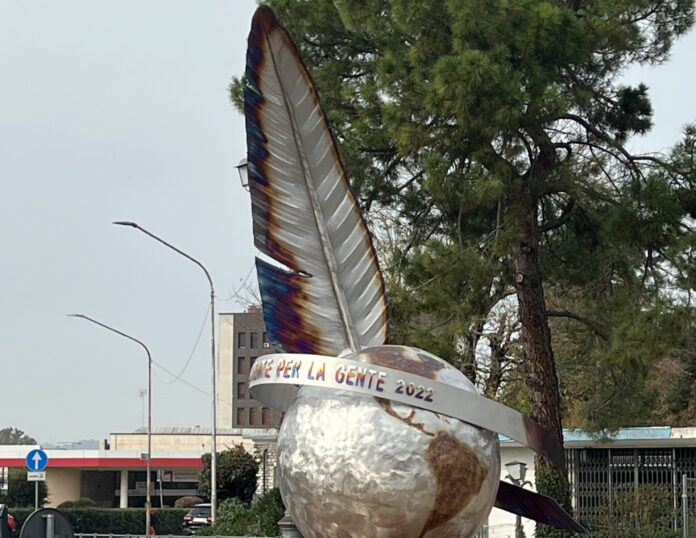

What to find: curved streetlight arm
left=68, top=314, right=152, bottom=359
left=68, top=313, right=153, bottom=535
left=112, top=222, right=214, bottom=292
left=504, top=474, right=533, bottom=490
left=113, top=220, right=219, bottom=523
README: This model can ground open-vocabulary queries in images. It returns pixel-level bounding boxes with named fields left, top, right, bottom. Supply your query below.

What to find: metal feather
left=244, top=6, right=389, bottom=355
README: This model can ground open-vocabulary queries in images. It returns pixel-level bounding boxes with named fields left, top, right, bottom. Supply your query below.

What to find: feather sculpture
left=244, top=6, right=388, bottom=356
left=243, top=7, right=586, bottom=535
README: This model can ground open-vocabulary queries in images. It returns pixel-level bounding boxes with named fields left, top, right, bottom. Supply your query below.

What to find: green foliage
left=6, top=508, right=188, bottom=535
left=198, top=445, right=258, bottom=504
left=0, top=428, right=36, bottom=445
left=593, top=485, right=680, bottom=538
left=173, top=495, right=203, bottom=508
left=57, top=497, right=96, bottom=509
left=0, top=469, right=47, bottom=508
left=535, top=462, right=573, bottom=538
left=4, top=509, right=32, bottom=532
left=243, top=0, right=696, bottom=521
left=198, top=488, right=285, bottom=537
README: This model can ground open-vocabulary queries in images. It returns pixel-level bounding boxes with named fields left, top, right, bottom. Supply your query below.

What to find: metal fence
left=567, top=446, right=696, bottom=533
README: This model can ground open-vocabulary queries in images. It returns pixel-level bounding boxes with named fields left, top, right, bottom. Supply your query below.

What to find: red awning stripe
left=0, top=457, right=202, bottom=469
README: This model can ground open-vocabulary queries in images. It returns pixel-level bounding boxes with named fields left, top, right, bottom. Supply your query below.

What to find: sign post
left=25, top=449, right=48, bottom=511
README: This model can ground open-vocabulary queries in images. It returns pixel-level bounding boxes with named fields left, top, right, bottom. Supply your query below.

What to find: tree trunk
left=513, top=197, right=572, bottom=537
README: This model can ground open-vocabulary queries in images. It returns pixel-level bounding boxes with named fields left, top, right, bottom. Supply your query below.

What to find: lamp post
left=235, top=159, right=249, bottom=191
left=68, top=313, right=153, bottom=535
left=113, top=221, right=219, bottom=522
left=505, top=461, right=533, bottom=538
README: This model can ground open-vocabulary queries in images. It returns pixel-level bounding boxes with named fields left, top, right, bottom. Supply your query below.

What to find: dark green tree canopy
left=235, top=2, right=696, bottom=534
left=0, top=428, right=37, bottom=445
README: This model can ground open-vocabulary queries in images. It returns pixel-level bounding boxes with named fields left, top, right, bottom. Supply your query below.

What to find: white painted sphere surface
left=277, top=345, right=500, bottom=538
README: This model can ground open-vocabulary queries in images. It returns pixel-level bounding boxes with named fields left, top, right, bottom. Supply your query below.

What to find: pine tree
left=234, top=2, right=696, bottom=534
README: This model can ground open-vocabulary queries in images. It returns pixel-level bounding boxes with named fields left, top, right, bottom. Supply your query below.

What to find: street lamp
left=505, top=461, right=529, bottom=484
left=113, top=221, right=219, bottom=522
left=68, top=313, right=153, bottom=536
left=505, top=461, right=533, bottom=538
left=235, top=159, right=249, bottom=191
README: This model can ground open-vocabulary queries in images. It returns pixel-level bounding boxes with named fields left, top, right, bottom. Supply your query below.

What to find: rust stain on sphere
left=420, top=431, right=488, bottom=537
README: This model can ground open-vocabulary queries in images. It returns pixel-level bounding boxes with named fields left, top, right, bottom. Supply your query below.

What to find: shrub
left=198, top=488, right=285, bottom=537
left=6, top=508, right=188, bottom=535
left=6, top=508, right=33, bottom=531
left=174, top=496, right=203, bottom=508
left=57, top=498, right=97, bottom=509
left=593, top=485, right=680, bottom=538
left=1, top=469, right=48, bottom=507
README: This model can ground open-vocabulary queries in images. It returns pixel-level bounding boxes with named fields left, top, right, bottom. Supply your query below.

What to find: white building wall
left=109, top=431, right=247, bottom=452
left=46, top=468, right=81, bottom=508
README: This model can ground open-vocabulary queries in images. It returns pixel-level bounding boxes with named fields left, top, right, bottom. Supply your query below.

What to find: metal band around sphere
left=249, top=353, right=561, bottom=467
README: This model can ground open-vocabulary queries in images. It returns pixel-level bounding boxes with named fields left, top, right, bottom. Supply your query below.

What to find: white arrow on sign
left=32, top=452, right=42, bottom=471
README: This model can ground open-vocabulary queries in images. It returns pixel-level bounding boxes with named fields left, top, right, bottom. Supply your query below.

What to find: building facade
left=0, top=428, right=278, bottom=508
left=485, top=427, right=696, bottom=537
left=0, top=444, right=201, bottom=509
left=217, top=308, right=281, bottom=429
left=4, top=426, right=695, bottom=535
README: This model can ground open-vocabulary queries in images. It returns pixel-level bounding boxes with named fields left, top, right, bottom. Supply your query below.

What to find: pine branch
left=546, top=309, right=609, bottom=340
left=538, top=199, right=576, bottom=233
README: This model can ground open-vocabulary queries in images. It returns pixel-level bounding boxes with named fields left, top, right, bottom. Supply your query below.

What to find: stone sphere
left=277, top=345, right=500, bottom=538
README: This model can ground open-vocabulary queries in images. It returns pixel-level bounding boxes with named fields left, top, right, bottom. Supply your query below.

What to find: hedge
left=8, top=508, right=189, bottom=534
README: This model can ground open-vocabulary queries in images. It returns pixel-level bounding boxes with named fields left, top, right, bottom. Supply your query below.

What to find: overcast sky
left=1, top=1, right=695, bottom=445
left=0, top=0, right=258, bottom=444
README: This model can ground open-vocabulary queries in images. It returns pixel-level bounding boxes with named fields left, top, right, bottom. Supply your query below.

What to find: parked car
left=182, top=503, right=211, bottom=535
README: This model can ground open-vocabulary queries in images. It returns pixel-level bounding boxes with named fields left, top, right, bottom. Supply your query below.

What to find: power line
left=161, top=302, right=210, bottom=385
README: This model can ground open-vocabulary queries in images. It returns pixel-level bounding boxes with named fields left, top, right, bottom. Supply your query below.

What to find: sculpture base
left=278, top=510, right=304, bottom=538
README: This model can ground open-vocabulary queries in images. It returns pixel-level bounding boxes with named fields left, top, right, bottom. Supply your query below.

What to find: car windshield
left=188, top=506, right=210, bottom=517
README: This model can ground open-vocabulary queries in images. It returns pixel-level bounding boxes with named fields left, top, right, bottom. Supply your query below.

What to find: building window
left=261, top=407, right=270, bottom=426
left=250, top=332, right=259, bottom=348
left=250, top=407, right=260, bottom=426
left=263, top=331, right=268, bottom=344
left=250, top=357, right=257, bottom=370
left=237, top=408, right=246, bottom=426
left=237, top=332, right=246, bottom=348
left=237, top=357, right=248, bottom=375
left=238, top=382, right=247, bottom=399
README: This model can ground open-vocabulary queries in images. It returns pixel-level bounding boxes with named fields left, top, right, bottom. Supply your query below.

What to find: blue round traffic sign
left=25, top=449, right=48, bottom=472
